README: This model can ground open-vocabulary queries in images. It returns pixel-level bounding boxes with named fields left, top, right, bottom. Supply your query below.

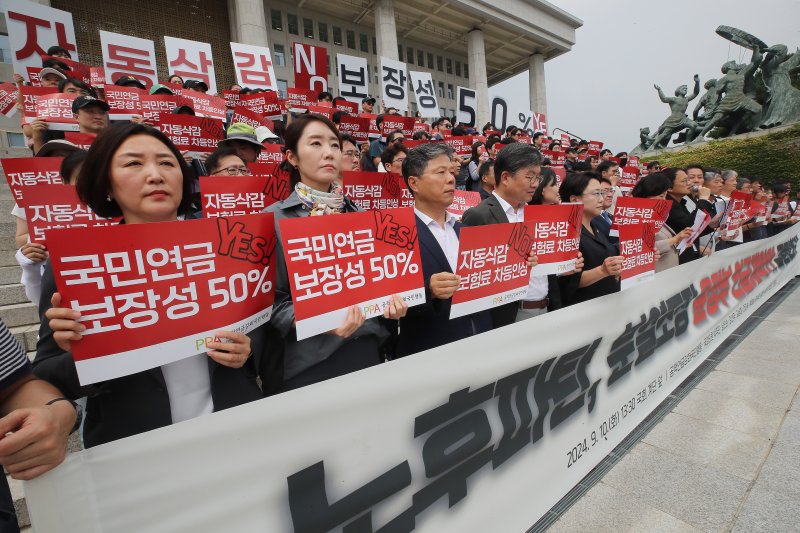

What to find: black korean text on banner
left=230, top=42, right=277, bottom=91
left=99, top=30, right=158, bottom=87
left=293, top=42, right=328, bottom=93
left=380, top=57, right=408, bottom=112
left=409, top=71, right=440, bottom=118
left=6, top=0, right=78, bottom=82
left=337, top=53, right=369, bottom=104
left=164, top=36, right=217, bottom=95
left=456, top=86, right=477, bottom=128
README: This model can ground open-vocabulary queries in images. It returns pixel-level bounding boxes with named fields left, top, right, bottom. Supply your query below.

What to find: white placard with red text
left=99, top=30, right=158, bottom=87
left=164, top=36, right=217, bottom=95
left=230, top=42, right=277, bottom=92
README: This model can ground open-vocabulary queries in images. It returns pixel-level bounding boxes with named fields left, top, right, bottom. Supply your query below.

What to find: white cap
left=255, top=125, right=279, bottom=143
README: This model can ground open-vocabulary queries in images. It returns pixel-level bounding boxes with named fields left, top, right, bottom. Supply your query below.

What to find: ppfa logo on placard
left=194, top=335, right=224, bottom=350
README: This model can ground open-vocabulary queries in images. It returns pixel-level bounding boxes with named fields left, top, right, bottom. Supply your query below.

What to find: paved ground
left=547, top=285, right=800, bottom=533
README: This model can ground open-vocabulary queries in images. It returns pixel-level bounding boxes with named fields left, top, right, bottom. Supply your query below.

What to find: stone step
left=0, top=303, right=39, bottom=328
left=0, top=284, right=29, bottom=307
left=0, top=249, right=17, bottom=266
left=0, top=265, right=21, bottom=285
left=0, top=222, right=16, bottom=245
left=9, top=325, right=39, bottom=353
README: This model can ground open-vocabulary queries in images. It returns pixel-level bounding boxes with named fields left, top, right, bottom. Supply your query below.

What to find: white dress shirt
left=492, top=192, right=549, bottom=301
left=415, top=207, right=459, bottom=272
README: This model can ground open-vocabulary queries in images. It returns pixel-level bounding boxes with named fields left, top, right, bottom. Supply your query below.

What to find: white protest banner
left=380, top=57, right=408, bottom=112
left=3, top=0, right=78, bottom=82
left=409, top=70, right=440, bottom=118
left=230, top=42, right=277, bottom=91
left=26, top=227, right=800, bottom=533
left=99, top=30, right=158, bottom=88
left=337, top=53, right=369, bottom=104
left=293, top=42, right=328, bottom=93
left=164, top=36, right=217, bottom=94
left=456, top=86, right=477, bottom=127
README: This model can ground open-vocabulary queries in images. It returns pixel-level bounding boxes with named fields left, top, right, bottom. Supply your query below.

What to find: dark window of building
left=417, top=50, right=424, bottom=67
left=407, top=47, right=414, bottom=65
left=438, top=81, right=444, bottom=97
left=447, top=84, right=454, bottom=99
left=372, top=37, right=377, bottom=55
left=446, top=58, right=452, bottom=74
left=427, top=53, right=434, bottom=69
left=464, top=63, right=469, bottom=80
left=437, top=56, right=443, bottom=71
left=287, top=14, right=298, bottom=35
left=327, top=55, right=331, bottom=74
left=398, top=45, right=403, bottom=61
left=360, top=33, right=369, bottom=52
left=346, top=30, right=356, bottom=49
left=277, top=79, right=288, bottom=98
left=274, top=44, right=286, bottom=67
left=270, top=9, right=282, bottom=31
left=455, top=61, right=461, bottom=77
left=333, top=26, right=343, bottom=46
left=318, top=23, right=328, bottom=42
left=303, top=18, right=314, bottom=39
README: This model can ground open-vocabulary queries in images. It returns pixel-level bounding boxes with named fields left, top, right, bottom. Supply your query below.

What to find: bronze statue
left=630, top=127, right=655, bottom=155
left=650, top=75, right=701, bottom=148
left=693, top=79, right=721, bottom=125
left=759, top=44, right=800, bottom=128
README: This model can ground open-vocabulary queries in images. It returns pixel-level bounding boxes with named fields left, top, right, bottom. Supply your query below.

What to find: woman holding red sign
left=266, top=114, right=408, bottom=391
left=35, top=123, right=262, bottom=447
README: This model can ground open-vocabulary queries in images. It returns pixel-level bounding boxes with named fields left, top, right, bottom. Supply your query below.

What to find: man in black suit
left=395, top=143, right=492, bottom=357
left=462, top=143, right=577, bottom=328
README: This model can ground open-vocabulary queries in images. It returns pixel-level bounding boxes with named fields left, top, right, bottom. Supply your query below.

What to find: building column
left=227, top=0, right=240, bottom=43
left=467, top=29, right=489, bottom=128
left=231, top=0, right=269, bottom=47
left=374, top=0, right=398, bottom=60
left=529, top=53, right=547, bottom=118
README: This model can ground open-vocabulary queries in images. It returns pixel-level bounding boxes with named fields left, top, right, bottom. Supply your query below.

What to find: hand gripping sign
left=524, top=203, right=583, bottom=275
left=619, top=223, right=657, bottom=290
left=2, top=156, right=63, bottom=203
left=280, top=208, right=425, bottom=340
left=47, top=214, right=277, bottom=385
left=450, top=221, right=535, bottom=319
left=610, top=197, right=672, bottom=237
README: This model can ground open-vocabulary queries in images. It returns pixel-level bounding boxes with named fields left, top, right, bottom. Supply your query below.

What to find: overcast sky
left=494, top=0, right=800, bottom=153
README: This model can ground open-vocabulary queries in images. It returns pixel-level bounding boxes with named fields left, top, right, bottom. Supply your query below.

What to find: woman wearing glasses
left=559, top=171, right=624, bottom=306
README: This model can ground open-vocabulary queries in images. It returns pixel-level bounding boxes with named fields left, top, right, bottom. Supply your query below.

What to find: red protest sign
left=19, top=85, right=58, bottom=125
left=619, top=166, right=641, bottom=193
left=2, top=157, right=63, bottom=203
left=0, top=83, right=19, bottom=116
left=339, top=115, right=370, bottom=143
left=560, top=133, right=571, bottom=146
left=610, top=197, right=671, bottom=237
left=19, top=185, right=118, bottom=244
left=588, top=140, right=604, bottom=152
left=524, top=203, right=583, bottom=275
left=90, top=66, right=106, bottom=87
left=286, top=87, right=316, bottom=113
left=158, top=114, right=224, bottom=154
left=231, top=106, right=274, bottom=131
left=619, top=223, right=656, bottom=290
left=140, top=94, right=188, bottom=124
left=380, top=115, right=415, bottom=139
left=104, top=85, right=144, bottom=120
left=721, top=191, right=752, bottom=238
left=446, top=190, right=481, bottom=220
left=179, top=91, right=226, bottom=121
left=749, top=201, right=768, bottom=223
left=306, top=104, right=334, bottom=120
left=280, top=207, right=425, bottom=339
left=450, top=222, right=534, bottom=318
left=541, top=150, right=566, bottom=168
left=235, top=91, right=283, bottom=120
left=292, top=42, right=328, bottom=94
left=413, top=122, right=431, bottom=134
left=255, top=143, right=285, bottom=164
left=35, top=93, right=78, bottom=131
left=342, top=171, right=414, bottom=210
left=199, top=175, right=281, bottom=218
left=242, top=163, right=292, bottom=204
left=26, top=66, right=42, bottom=87
left=223, top=90, right=240, bottom=109
left=361, top=113, right=380, bottom=138
left=335, top=100, right=359, bottom=114
left=41, top=55, right=91, bottom=84
left=63, top=132, right=96, bottom=150
left=442, top=135, right=473, bottom=157
left=47, top=214, right=277, bottom=385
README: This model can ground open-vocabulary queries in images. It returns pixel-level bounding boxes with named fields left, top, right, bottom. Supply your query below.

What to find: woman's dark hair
left=469, top=141, right=485, bottom=164
left=77, top=122, right=194, bottom=218
left=58, top=78, right=97, bottom=98
left=531, top=167, right=559, bottom=205
left=46, top=46, right=72, bottom=59
left=559, top=171, right=600, bottom=203
left=772, top=182, right=788, bottom=194
left=168, top=74, right=184, bottom=84
left=205, top=147, right=245, bottom=175
left=481, top=122, right=496, bottom=134
left=331, top=110, right=346, bottom=124
left=60, top=150, right=88, bottom=185
left=340, top=133, right=357, bottom=149
left=661, top=167, right=681, bottom=187
left=411, top=130, right=430, bottom=140
left=547, top=141, right=560, bottom=150
left=283, top=113, right=342, bottom=187
left=632, top=173, right=671, bottom=198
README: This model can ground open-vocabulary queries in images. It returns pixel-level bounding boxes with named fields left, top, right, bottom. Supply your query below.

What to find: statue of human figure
left=693, top=79, right=721, bottom=124
left=697, top=46, right=763, bottom=139
left=759, top=44, right=800, bottom=128
left=649, top=74, right=701, bottom=148
left=630, top=126, right=655, bottom=154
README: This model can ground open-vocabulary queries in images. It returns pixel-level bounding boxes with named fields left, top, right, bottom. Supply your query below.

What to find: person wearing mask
left=631, top=174, right=693, bottom=272
left=461, top=143, right=542, bottom=326
left=559, top=171, right=624, bottom=306
left=477, top=159, right=496, bottom=201
left=31, top=95, right=110, bottom=154
left=665, top=167, right=715, bottom=262
left=37, top=123, right=262, bottom=447
left=265, top=114, right=407, bottom=390
left=395, top=143, right=492, bottom=356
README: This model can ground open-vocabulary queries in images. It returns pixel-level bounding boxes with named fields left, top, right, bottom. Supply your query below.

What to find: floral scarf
left=295, top=182, right=345, bottom=216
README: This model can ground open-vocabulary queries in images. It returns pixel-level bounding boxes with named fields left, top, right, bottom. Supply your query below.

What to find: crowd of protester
left=0, top=43, right=797, bottom=531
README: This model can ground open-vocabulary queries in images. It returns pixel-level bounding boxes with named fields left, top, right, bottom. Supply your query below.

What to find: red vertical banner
left=280, top=208, right=425, bottom=340
left=450, top=221, right=535, bottom=318
left=524, top=203, right=583, bottom=275
left=18, top=185, right=119, bottom=243
left=619, top=223, right=656, bottom=290
left=610, top=197, right=671, bottom=237
left=1, top=157, right=63, bottom=203
left=292, top=42, right=328, bottom=94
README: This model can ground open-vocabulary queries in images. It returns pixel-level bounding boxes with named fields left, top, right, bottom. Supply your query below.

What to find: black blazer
left=396, top=216, right=491, bottom=357
left=565, top=221, right=620, bottom=306
left=33, top=264, right=263, bottom=448
left=666, top=195, right=714, bottom=263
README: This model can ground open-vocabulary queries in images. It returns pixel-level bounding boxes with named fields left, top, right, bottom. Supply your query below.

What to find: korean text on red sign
left=446, top=190, right=481, bottom=220
left=104, top=85, right=144, bottom=120
left=342, top=171, right=414, bottom=211
left=19, top=185, right=118, bottom=244
left=47, top=214, right=277, bottom=385
left=35, top=93, right=79, bottom=131
left=619, top=166, right=641, bottom=193
left=19, top=85, right=58, bottom=125
left=2, top=156, right=63, bottom=203
left=450, top=221, right=535, bottom=319
left=0, top=83, right=20, bottom=116
left=200, top=175, right=285, bottom=218
left=280, top=208, right=425, bottom=340
left=524, top=203, right=583, bottom=275
left=619, top=223, right=656, bottom=290
left=158, top=114, right=224, bottom=154
left=610, top=197, right=671, bottom=237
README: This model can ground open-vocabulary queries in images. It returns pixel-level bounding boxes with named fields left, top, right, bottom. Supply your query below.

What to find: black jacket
left=564, top=221, right=620, bottom=306
left=666, top=195, right=714, bottom=263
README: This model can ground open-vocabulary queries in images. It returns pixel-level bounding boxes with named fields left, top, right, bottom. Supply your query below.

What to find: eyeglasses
left=599, top=188, right=613, bottom=196
left=519, top=174, right=539, bottom=183
left=393, top=157, right=407, bottom=165
left=583, top=190, right=606, bottom=199
left=342, top=150, right=359, bottom=158
left=212, top=166, right=251, bottom=176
